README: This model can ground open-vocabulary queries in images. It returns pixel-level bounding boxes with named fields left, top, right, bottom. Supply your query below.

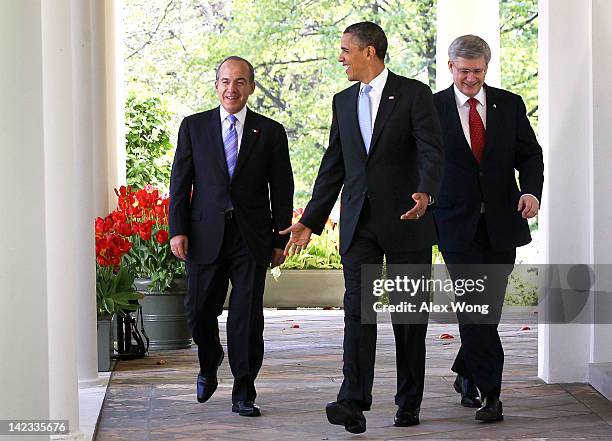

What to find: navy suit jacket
left=432, top=84, right=544, bottom=252
left=300, top=70, right=444, bottom=255
left=169, top=107, right=294, bottom=265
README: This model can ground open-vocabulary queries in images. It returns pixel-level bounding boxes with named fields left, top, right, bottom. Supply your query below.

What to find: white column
left=0, top=0, right=113, bottom=437
left=0, top=0, right=52, bottom=425
left=590, top=0, right=612, bottom=364
left=72, top=0, right=102, bottom=388
left=537, top=0, right=611, bottom=383
left=42, top=0, right=85, bottom=437
left=104, top=0, right=126, bottom=209
left=436, top=0, right=500, bottom=92
left=92, top=0, right=111, bottom=216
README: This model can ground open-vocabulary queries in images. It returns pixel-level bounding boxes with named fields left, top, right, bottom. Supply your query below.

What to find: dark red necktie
left=468, top=97, right=485, bottom=163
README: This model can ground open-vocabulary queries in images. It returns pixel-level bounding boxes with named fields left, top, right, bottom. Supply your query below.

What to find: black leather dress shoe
left=231, top=401, right=261, bottom=417
left=394, top=407, right=420, bottom=427
left=453, top=374, right=481, bottom=408
left=196, top=352, right=224, bottom=403
left=325, top=401, right=366, bottom=434
left=475, top=395, right=503, bottom=422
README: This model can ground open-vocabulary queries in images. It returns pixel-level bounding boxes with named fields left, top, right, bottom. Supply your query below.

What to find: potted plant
left=95, top=213, right=142, bottom=371
left=113, top=185, right=191, bottom=350
left=264, top=208, right=344, bottom=308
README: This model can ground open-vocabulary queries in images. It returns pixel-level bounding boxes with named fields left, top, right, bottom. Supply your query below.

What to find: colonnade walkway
left=96, top=310, right=612, bottom=440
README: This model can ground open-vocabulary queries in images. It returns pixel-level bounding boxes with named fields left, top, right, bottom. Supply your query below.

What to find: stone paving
left=96, top=310, right=612, bottom=440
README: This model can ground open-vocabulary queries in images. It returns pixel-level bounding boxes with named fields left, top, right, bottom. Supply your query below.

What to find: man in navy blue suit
left=169, top=56, right=293, bottom=417
left=433, top=35, right=543, bottom=422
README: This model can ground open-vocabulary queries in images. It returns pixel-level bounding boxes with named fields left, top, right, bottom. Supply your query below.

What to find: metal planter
left=135, top=278, right=192, bottom=350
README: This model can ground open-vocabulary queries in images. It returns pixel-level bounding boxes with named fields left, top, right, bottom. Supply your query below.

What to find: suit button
left=479, top=172, right=484, bottom=177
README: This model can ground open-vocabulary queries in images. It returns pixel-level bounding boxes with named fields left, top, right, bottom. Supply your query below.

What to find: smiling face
left=338, top=32, right=373, bottom=83
left=448, top=56, right=487, bottom=97
left=215, top=59, right=255, bottom=114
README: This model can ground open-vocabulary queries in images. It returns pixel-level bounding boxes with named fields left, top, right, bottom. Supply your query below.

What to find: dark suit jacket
left=169, top=107, right=294, bottom=266
left=432, top=84, right=544, bottom=252
left=300, top=70, right=444, bottom=255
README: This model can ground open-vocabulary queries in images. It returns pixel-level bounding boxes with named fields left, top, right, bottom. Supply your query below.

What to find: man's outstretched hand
left=279, top=222, right=313, bottom=256
left=400, top=192, right=429, bottom=220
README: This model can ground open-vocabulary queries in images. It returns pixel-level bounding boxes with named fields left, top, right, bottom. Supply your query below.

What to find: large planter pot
left=135, top=278, right=192, bottom=350
left=97, top=315, right=113, bottom=372
left=224, top=269, right=345, bottom=308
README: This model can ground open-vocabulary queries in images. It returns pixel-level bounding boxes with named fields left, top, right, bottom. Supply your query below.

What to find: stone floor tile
left=95, top=310, right=612, bottom=441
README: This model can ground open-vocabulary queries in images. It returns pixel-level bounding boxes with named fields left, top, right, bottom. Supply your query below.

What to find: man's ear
left=250, top=81, right=256, bottom=94
left=367, top=45, right=376, bottom=59
left=447, top=60, right=453, bottom=73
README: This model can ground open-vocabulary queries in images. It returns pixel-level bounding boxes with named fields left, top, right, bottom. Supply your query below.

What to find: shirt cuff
left=520, top=193, right=540, bottom=206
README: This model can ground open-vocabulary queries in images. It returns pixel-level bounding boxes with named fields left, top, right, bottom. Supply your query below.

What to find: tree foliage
left=125, top=0, right=537, bottom=205
left=125, top=94, right=174, bottom=192
left=500, top=0, right=538, bottom=127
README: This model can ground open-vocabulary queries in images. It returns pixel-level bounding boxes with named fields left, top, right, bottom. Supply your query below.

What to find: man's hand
left=170, top=235, right=188, bottom=260
left=271, top=248, right=285, bottom=268
left=279, top=222, right=313, bottom=256
left=518, top=195, right=539, bottom=219
left=400, top=192, right=429, bottom=220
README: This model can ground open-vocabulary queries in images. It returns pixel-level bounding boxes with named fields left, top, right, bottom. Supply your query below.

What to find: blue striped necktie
left=223, top=114, right=238, bottom=178
left=358, top=84, right=373, bottom=153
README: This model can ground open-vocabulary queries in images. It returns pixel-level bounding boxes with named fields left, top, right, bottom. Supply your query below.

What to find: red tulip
left=155, top=229, right=169, bottom=244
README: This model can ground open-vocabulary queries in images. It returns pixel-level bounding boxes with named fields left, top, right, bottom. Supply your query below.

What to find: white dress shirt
left=453, top=84, right=538, bottom=208
left=219, top=105, right=248, bottom=152
left=453, top=84, right=487, bottom=149
left=360, top=67, right=389, bottom=130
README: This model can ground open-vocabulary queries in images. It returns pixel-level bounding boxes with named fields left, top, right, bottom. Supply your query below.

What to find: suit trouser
left=442, top=215, right=515, bottom=398
left=338, top=201, right=431, bottom=411
left=185, top=216, right=267, bottom=403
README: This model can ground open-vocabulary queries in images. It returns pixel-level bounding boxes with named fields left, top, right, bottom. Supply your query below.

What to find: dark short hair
left=343, top=21, right=387, bottom=61
left=215, top=56, right=255, bottom=83
left=448, top=35, right=491, bottom=65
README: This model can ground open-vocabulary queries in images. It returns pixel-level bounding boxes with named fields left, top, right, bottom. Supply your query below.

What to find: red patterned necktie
left=468, top=97, right=485, bottom=163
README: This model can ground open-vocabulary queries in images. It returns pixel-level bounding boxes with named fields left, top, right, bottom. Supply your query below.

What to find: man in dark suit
left=282, top=22, right=443, bottom=433
left=433, top=35, right=543, bottom=422
left=169, top=56, right=293, bottom=417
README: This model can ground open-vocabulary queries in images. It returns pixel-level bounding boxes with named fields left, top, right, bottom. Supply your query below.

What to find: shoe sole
left=461, top=399, right=481, bottom=408
left=393, top=419, right=420, bottom=427
left=326, top=405, right=365, bottom=434
left=475, top=413, right=504, bottom=422
left=453, top=381, right=462, bottom=395
left=232, top=405, right=261, bottom=417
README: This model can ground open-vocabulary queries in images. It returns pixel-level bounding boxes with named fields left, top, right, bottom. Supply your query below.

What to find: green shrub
left=125, top=94, right=173, bottom=192
left=280, top=222, right=342, bottom=270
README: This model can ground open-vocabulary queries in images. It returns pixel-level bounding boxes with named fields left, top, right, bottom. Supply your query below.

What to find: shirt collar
left=219, top=104, right=248, bottom=126
left=361, top=67, right=388, bottom=94
left=453, top=84, right=486, bottom=107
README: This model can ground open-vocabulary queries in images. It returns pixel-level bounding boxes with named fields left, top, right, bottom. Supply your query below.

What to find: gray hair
left=215, top=56, right=255, bottom=83
left=448, top=35, right=491, bottom=65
